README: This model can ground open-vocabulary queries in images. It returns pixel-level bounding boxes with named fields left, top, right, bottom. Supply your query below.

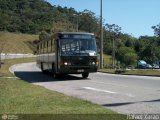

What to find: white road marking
left=90, top=81, right=128, bottom=88
left=83, top=87, right=135, bottom=98
left=83, top=87, right=116, bottom=94
left=125, top=93, right=135, bottom=98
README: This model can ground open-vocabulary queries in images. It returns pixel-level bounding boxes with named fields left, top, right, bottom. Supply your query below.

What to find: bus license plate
left=77, top=69, right=84, bottom=72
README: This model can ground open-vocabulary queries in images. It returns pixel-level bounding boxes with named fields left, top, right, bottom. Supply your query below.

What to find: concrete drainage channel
left=0, top=77, right=20, bottom=80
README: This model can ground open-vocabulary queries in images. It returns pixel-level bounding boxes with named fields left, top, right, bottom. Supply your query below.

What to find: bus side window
left=44, top=42, right=48, bottom=53
left=40, top=44, right=42, bottom=54
left=48, top=40, right=52, bottom=53
left=46, top=42, right=48, bottom=53
left=37, top=45, right=40, bottom=54
left=50, top=39, right=54, bottom=52
left=42, top=43, right=44, bottom=53
left=36, top=45, right=38, bottom=54
left=51, top=40, right=55, bottom=52
left=48, top=40, right=50, bottom=53
left=39, top=44, right=41, bottom=54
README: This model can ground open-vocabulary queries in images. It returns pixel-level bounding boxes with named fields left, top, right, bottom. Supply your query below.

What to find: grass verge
left=99, top=68, right=160, bottom=77
left=0, top=58, right=127, bottom=119
left=0, top=78, right=115, bottom=114
left=125, top=69, right=160, bottom=77
left=98, top=69, right=115, bottom=74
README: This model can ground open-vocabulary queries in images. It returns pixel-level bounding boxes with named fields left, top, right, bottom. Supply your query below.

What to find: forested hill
left=0, top=0, right=79, bottom=34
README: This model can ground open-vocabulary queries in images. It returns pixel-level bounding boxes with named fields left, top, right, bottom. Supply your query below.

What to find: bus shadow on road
left=102, top=99, right=160, bottom=107
left=14, top=71, right=89, bottom=83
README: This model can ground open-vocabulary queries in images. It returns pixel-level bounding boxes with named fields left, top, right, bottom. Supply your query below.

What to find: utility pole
left=0, top=53, right=1, bottom=69
left=112, top=37, right=115, bottom=69
left=73, top=14, right=79, bottom=32
left=100, top=0, right=103, bottom=69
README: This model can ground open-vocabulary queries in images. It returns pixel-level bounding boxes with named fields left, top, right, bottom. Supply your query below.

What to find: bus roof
left=37, top=32, right=95, bottom=45
left=57, top=32, right=95, bottom=39
left=58, top=32, right=94, bottom=36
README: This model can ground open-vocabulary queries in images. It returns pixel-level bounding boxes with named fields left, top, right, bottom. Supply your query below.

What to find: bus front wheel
left=82, top=73, right=89, bottom=78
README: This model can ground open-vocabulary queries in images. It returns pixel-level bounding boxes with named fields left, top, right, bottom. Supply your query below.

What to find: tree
left=117, top=47, right=137, bottom=67
left=0, top=0, right=54, bottom=33
left=51, top=20, right=75, bottom=33
left=79, top=10, right=100, bottom=34
left=39, top=31, right=51, bottom=41
left=105, top=24, right=121, bottom=68
left=152, top=23, right=160, bottom=36
left=137, top=36, right=160, bottom=64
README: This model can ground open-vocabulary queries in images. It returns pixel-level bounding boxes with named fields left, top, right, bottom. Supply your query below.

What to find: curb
left=98, top=71, right=160, bottom=77
left=9, top=64, right=17, bottom=76
left=0, top=76, right=20, bottom=79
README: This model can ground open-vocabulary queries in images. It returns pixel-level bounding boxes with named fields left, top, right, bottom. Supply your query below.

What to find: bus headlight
left=89, top=61, right=97, bottom=65
left=64, top=62, right=68, bottom=65
left=64, top=62, right=71, bottom=66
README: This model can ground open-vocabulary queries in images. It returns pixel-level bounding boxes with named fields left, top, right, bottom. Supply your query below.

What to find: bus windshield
left=60, top=38, right=97, bottom=56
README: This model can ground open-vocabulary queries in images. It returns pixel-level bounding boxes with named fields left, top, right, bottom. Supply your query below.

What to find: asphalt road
left=10, top=63, right=160, bottom=114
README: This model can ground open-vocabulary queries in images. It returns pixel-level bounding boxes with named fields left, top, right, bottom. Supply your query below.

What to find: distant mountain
left=0, top=0, right=77, bottom=34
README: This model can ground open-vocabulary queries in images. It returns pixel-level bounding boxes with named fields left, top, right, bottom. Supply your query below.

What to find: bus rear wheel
left=82, top=73, right=89, bottom=78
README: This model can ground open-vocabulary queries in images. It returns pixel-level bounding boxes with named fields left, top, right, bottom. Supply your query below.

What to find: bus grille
left=71, top=56, right=97, bottom=66
left=72, top=60, right=89, bottom=65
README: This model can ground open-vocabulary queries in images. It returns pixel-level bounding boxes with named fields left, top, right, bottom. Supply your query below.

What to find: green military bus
left=36, top=32, right=98, bottom=78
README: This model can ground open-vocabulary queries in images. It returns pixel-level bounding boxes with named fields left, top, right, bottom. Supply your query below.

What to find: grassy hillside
left=103, top=54, right=112, bottom=66
left=0, top=32, right=38, bottom=53
left=98, top=54, right=112, bottom=67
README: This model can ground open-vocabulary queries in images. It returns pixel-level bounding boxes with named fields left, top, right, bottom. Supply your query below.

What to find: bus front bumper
left=59, top=66, right=98, bottom=74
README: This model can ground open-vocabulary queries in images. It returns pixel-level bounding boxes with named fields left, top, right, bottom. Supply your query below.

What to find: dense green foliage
left=0, top=0, right=98, bottom=34
left=0, top=0, right=55, bottom=33
left=152, top=23, right=160, bottom=36
left=0, top=0, right=160, bottom=67
left=135, top=36, right=160, bottom=64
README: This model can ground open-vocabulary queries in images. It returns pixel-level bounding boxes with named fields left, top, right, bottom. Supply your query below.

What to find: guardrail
left=0, top=53, right=36, bottom=60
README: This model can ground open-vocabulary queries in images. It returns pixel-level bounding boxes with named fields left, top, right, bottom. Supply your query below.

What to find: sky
left=47, top=0, right=160, bottom=38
